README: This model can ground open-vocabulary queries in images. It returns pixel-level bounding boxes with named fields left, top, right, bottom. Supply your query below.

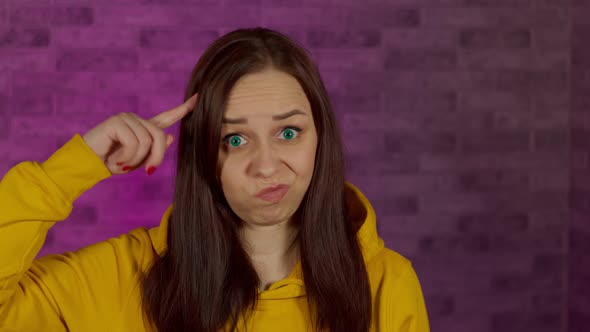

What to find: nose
left=249, top=142, right=280, bottom=179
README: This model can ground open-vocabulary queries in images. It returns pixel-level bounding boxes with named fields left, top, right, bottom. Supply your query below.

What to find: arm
left=0, top=133, right=115, bottom=329
left=379, top=255, right=431, bottom=332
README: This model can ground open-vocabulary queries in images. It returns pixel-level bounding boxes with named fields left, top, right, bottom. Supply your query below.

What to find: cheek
left=288, top=140, right=317, bottom=177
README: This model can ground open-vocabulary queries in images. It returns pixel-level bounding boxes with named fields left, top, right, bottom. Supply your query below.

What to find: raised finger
left=149, top=93, right=198, bottom=129
left=130, top=114, right=171, bottom=173
left=118, top=113, right=154, bottom=169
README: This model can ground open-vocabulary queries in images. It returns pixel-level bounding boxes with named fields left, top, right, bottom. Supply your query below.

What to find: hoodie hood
left=147, top=181, right=384, bottom=300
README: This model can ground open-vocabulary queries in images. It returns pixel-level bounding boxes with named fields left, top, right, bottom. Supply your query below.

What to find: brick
left=12, top=72, right=99, bottom=95
left=0, top=27, right=50, bottom=47
left=262, top=7, right=346, bottom=27
left=140, top=178, right=174, bottom=201
left=459, top=28, right=531, bottom=49
left=374, top=195, right=419, bottom=216
left=573, top=48, right=590, bottom=69
left=0, top=72, right=10, bottom=93
left=570, top=228, right=590, bottom=253
left=384, top=131, right=457, bottom=154
left=456, top=170, right=529, bottom=191
left=10, top=6, right=93, bottom=26
left=93, top=72, right=187, bottom=95
left=343, top=7, right=420, bottom=28
left=55, top=93, right=139, bottom=116
left=534, top=110, right=569, bottom=131
left=463, top=0, right=532, bottom=5
left=329, top=91, right=381, bottom=116
left=490, top=311, right=526, bottom=331
left=533, top=253, right=565, bottom=274
left=460, top=130, right=530, bottom=154
left=383, top=89, right=457, bottom=113
left=56, top=49, right=138, bottom=72
left=143, top=0, right=218, bottom=3
left=427, top=294, right=455, bottom=315
left=423, top=7, right=568, bottom=28
left=418, top=233, right=491, bottom=254
left=52, top=27, right=139, bottom=48
left=529, top=170, right=568, bottom=191
left=490, top=272, right=530, bottom=292
left=385, top=48, right=457, bottom=70
left=11, top=116, right=65, bottom=137
left=5, top=94, right=52, bottom=115
left=466, top=70, right=568, bottom=94
left=139, top=50, right=200, bottom=72
left=360, top=174, right=458, bottom=195
left=0, top=5, right=6, bottom=28
left=0, top=49, right=54, bottom=71
left=383, top=28, right=457, bottom=49
left=345, top=153, right=420, bottom=175
left=493, top=311, right=563, bottom=332
left=307, top=29, right=380, bottom=48
left=54, top=0, right=143, bottom=3
left=459, top=90, right=531, bottom=112
left=96, top=5, right=260, bottom=28
left=459, top=48, right=533, bottom=70
left=421, top=150, right=567, bottom=171
left=456, top=212, right=529, bottom=233
left=68, top=205, right=98, bottom=225
left=139, top=28, right=218, bottom=49
left=533, top=26, right=570, bottom=50
left=570, top=311, right=590, bottom=332
left=0, top=112, right=10, bottom=139
left=572, top=129, right=590, bottom=149
left=532, top=292, right=564, bottom=312
left=346, top=108, right=461, bottom=132
left=533, top=128, right=569, bottom=152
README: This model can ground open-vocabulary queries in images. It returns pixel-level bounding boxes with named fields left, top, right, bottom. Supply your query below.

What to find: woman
left=0, top=28, right=429, bottom=331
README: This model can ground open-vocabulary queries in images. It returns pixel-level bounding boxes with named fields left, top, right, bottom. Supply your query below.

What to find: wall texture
left=0, top=0, right=582, bottom=331
left=570, top=0, right=589, bottom=331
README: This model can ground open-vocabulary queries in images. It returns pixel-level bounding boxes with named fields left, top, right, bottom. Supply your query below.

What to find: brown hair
left=140, top=27, right=371, bottom=332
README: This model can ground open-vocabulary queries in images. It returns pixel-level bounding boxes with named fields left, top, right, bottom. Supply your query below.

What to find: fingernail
left=146, top=166, right=157, bottom=175
left=122, top=165, right=131, bottom=171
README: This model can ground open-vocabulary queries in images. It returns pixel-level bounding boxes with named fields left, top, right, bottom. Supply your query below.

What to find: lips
left=255, top=184, right=290, bottom=203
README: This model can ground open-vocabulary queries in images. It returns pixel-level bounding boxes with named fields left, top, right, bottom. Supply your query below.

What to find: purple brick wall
left=570, top=0, right=590, bottom=331
left=0, top=1, right=580, bottom=331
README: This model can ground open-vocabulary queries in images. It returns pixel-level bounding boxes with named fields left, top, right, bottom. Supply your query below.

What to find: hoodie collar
left=148, top=181, right=384, bottom=300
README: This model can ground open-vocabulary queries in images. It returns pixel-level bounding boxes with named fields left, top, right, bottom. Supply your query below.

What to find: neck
left=239, top=219, right=300, bottom=290
left=239, top=219, right=299, bottom=260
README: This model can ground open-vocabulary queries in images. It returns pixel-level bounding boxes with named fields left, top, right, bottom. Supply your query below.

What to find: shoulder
left=367, top=248, right=413, bottom=277
left=367, top=249, right=431, bottom=331
left=366, top=248, right=425, bottom=293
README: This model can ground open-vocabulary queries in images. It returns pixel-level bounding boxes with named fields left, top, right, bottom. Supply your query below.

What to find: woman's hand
left=82, top=93, right=198, bottom=175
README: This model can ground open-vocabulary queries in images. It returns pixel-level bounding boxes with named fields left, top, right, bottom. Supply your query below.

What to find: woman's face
left=217, top=68, right=318, bottom=227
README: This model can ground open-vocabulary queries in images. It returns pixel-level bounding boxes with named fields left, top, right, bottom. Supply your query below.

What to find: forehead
left=224, top=69, right=310, bottom=117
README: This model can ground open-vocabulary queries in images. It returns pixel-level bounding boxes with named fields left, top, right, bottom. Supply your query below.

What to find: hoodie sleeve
left=379, top=254, right=431, bottom=332
left=0, top=133, right=124, bottom=330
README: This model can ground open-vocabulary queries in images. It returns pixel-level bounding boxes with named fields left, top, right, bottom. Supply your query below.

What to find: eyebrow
left=222, top=109, right=307, bottom=124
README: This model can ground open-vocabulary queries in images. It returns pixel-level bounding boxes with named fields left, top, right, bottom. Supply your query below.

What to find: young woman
left=0, top=28, right=430, bottom=332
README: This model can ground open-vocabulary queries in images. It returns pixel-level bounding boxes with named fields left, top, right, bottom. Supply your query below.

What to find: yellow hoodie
left=0, top=133, right=430, bottom=332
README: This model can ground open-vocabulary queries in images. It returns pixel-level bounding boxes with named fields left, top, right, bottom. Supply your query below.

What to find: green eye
left=282, top=128, right=295, bottom=140
left=222, top=126, right=301, bottom=149
left=229, top=136, right=242, bottom=147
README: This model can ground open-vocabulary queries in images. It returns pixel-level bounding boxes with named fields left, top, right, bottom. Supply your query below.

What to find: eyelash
left=221, top=126, right=302, bottom=149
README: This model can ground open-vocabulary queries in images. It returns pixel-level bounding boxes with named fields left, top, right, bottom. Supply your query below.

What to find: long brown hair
left=140, top=27, right=371, bottom=332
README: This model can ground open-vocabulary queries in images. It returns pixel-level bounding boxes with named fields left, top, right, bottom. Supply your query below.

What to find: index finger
left=149, top=93, right=198, bottom=129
